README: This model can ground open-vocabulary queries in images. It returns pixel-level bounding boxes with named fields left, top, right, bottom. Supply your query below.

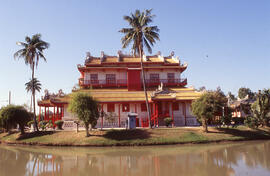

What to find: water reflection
left=0, top=141, right=270, bottom=176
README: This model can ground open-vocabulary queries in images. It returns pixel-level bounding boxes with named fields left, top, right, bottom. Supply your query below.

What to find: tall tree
left=25, top=78, right=42, bottom=118
left=251, top=89, right=270, bottom=127
left=191, top=90, right=227, bottom=132
left=119, top=9, right=160, bottom=127
left=227, top=91, right=236, bottom=101
left=0, top=105, right=31, bottom=134
left=25, top=78, right=42, bottom=96
left=14, top=34, right=49, bottom=131
left=238, top=87, right=255, bottom=99
left=68, top=93, right=99, bottom=137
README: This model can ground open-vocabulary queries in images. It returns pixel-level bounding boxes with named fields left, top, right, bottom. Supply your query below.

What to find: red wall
left=127, top=69, right=141, bottom=91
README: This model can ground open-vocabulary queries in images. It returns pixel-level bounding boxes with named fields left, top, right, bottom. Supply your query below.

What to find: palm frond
left=143, top=37, right=152, bottom=54
left=15, top=33, right=49, bottom=70
left=120, top=9, right=159, bottom=55
left=25, top=36, right=31, bottom=43
left=25, top=78, right=42, bottom=93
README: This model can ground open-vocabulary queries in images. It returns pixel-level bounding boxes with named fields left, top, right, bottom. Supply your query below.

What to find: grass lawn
left=0, top=126, right=270, bottom=147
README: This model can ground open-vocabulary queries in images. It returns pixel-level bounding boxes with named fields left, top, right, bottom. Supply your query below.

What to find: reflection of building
left=38, top=51, right=201, bottom=128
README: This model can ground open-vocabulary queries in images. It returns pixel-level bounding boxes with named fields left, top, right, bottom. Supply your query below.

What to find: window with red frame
left=150, top=74, right=159, bottom=83
left=107, top=104, right=115, bottom=112
left=90, top=74, right=98, bottom=84
left=172, top=102, right=179, bottom=111
left=122, top=103, right=130, bottom=112
left=141, top=103, right=147, bottom=112
left=106, top=74, right=116, bottom=84
left=167, top=73, right=175, bottom=83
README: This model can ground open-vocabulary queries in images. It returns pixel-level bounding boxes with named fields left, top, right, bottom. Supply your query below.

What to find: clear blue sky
left=0, top=0, right=269, bottom=107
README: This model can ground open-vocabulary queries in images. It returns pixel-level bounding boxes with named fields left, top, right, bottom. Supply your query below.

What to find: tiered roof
left=38, top=51, right=200, bottom=106
left=38, top=87, right=201, bottom=106
left=78, top=51, right=187, bottom=71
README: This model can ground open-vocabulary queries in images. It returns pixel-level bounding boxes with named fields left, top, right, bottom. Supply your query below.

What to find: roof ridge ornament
left=170, top=51, right=175, bottom=57
left=85, top=52, right=91, bottom=64
left=170, top=51, right=180, bottom=64
left=182, top=62, right=188, bottom=67
left=117, top=50, right=122, bottom=62
left=143, top=53, right=147, bottom=61
left=158, top=82, right=164, bottom=91
left=100, top=51, right=106, bottom=62
left=158, top=52, right=164, bottom=62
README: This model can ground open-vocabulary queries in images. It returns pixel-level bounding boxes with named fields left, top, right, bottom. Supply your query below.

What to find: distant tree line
left=193, top=86, right=270, bottom=132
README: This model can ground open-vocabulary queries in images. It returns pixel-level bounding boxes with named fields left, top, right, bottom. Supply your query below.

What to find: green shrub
left=164, top=117, right=173, bottom=127
left=91, top=120, right=97, bottom=129
left=0, top=105, right=31, bottom=134
left=27, top=120, right=34, bottom=127
left=55, top=120, right=64, bottom=130
left=39, top=120, right=48, bottom=131
left=244, top=116, right=260, bottom=129
left=232, top=117, right=245, bottom=125
left=46, top=120, right=54, bottom=129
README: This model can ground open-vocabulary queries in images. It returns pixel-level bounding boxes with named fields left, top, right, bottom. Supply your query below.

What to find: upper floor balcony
left=146, top=78, right=187, bottom=87
left=79, top=78, right=127, bottom=88
left=79, top=78, right=187, bottom=89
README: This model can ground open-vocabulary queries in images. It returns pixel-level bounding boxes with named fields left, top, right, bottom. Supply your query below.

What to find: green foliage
left=68, top=93, right=99, bottom=136
left=25, top=78, right=42, bottom=94
left=14, top=33, right=49, bottom=132
left=38, top=120, right=53, bottom=131
left=191, top=89, right=228, bottom=132
left=27, top=120, right=34, bottom=127
left=215, top=107, right=234, bottom=128
left=0, top=105, right=31, bottom=134
left=91, top=120, right=97, bottom=129
left=14, top=34, right=49, bottom=68
left=232, top=117, right=245, bottom=126
left=55, top=120, right=64, bottom=130
left=228, top=91, right=236, bottom=101
left=119, top=9, right=160, bottom=55
left=220, top=114, right=232, bottom=127
left=238, top=87, right=255, bottom=99
left=105, top=112, right=117, bottom=124
left=164, top=117, right=173, bottom=127
left=39, top=121, right=48, bottom=131
left=245, top=89, right=270, bottom=128
left=244, top=116, right=260, bottom=129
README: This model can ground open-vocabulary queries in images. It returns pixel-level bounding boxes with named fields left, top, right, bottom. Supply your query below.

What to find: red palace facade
left=38, top=51, right=201, bottom=129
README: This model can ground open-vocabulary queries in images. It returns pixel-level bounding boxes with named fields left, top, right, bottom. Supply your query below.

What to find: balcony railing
left=146, top=78, right=187, bottom=87
left=79, top=78, right=187, bottom=88
left=79, top=78, right=127, bottom=88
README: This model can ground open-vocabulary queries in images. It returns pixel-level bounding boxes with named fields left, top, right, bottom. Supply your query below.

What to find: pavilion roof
left=82, top=52, right=184, bottom=66
left=38, top=87, right=201, bottom=106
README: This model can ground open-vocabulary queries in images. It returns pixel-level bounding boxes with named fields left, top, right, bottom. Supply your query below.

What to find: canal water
left=0, top=140, right=270, bottom=176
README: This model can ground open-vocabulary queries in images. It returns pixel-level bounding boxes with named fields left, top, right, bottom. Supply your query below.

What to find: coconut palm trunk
left=31, top=62, right=39, bottom=132
left=120, top=9, right=160, bottom=128
left=139, top=45, right=151, bottom=128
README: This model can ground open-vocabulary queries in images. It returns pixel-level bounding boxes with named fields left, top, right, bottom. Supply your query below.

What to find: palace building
left=38, top=51, right=201, bottom=129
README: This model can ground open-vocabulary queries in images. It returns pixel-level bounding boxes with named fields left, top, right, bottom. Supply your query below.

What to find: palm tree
left=25, top=78, right=42, bottom=114
left=25, top=78, right=42, bottom=97
left=119, top=9, right=160, bottom=127
left=14, top=34, right=49, bottom=131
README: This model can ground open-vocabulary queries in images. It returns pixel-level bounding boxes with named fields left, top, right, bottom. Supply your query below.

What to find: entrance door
left=164, top=102, right=169, bottom=116
left=127, top=68, right=141, bottom=91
